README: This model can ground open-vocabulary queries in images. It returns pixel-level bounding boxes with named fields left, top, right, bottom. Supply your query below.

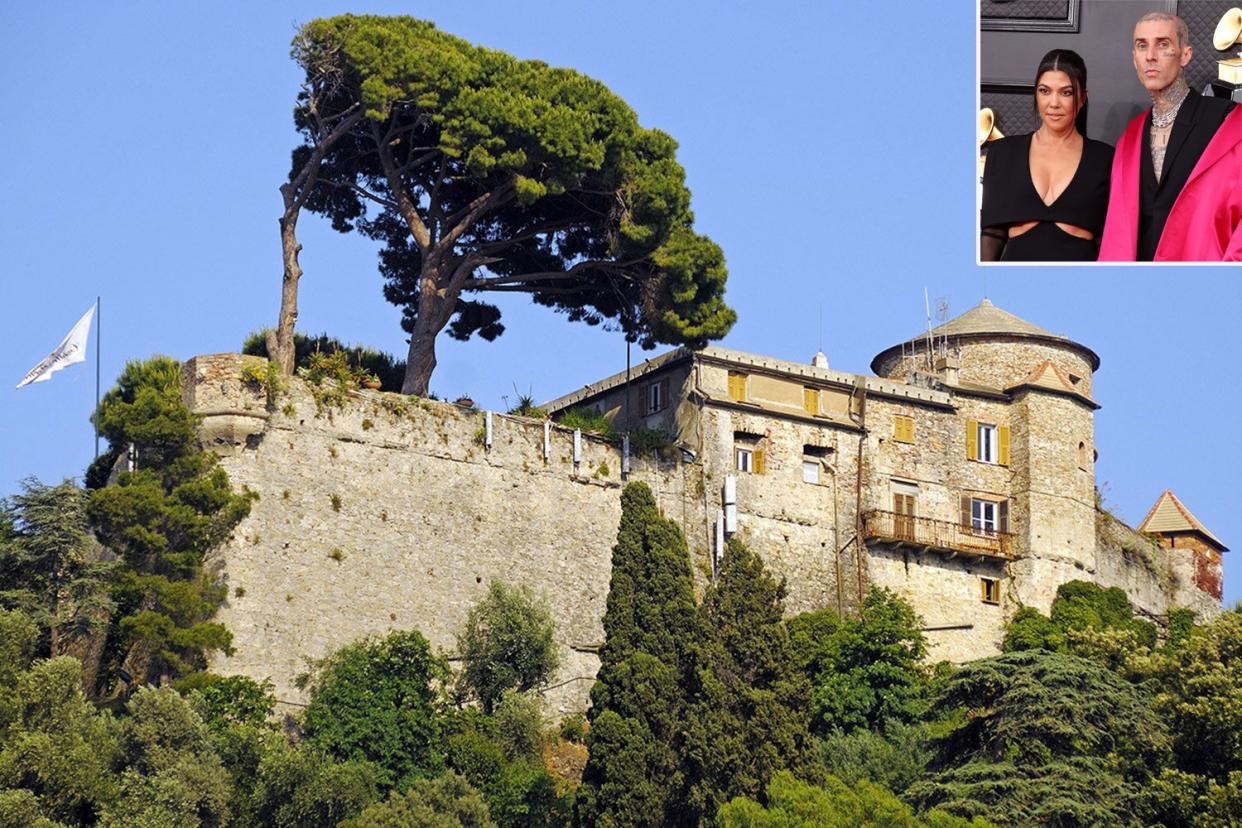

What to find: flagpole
left=95, top=296, right=100, bottom=459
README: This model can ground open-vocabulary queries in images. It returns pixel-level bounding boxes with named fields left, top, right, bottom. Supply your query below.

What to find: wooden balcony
left=862, top=510, right=1016, bottom=560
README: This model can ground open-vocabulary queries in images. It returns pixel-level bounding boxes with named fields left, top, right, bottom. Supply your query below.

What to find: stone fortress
left=187, top=299, right=1225, bottom=713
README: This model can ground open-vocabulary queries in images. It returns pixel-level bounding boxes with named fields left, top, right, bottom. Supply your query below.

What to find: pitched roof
left=1138, top=490, right=1228, bottom=551
left=1004, top=360, right=1099, bottom=408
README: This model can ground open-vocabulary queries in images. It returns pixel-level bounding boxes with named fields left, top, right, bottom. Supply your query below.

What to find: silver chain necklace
left=1151, top=84, right=1189, bottom=129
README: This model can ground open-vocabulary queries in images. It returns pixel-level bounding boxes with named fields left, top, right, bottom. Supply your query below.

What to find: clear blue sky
left=1, top=2, right=1237, bottom=606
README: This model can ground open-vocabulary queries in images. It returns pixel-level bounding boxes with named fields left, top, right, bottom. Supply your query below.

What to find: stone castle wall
left=184, top=353, right=1219, bottom=715
left=186, top=354, right=692, bottom=715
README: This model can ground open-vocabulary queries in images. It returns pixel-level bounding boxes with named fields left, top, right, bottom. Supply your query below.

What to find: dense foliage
left=682, top=539, right=819, bottom=819
left=789, top=588, right=931, bottom=735
left=288, top=15, right=735, bottom=394
left=299, top=629, right=448, bottom=789
left=457, top=582, right=558, bottom=714
left=577, top=482, right=700, bottom=827
left=0, top=480, right=114, bottom=659
left=85, top=357, right=254, bottom=687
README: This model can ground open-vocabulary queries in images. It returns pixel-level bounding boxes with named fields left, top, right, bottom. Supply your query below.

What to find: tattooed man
left=1099, top=11, right=1241, bottom=261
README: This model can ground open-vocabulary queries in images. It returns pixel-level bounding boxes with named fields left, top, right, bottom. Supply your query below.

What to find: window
left=893, top=492, right=917, bottom=538
left=802, top=460, right=819, bottom=484
left=646, top=381, right=662, bottom=415
left=963, top=496, right=1009, bottom=535
left=981, top=577, right=1000, bottom=605
left=977, top=423, right=998, bottom=463
left=971, top=499, right=997, bottom=534
left=966, top=420, right=1009, bottom=465
left=803, top=386, right=820, bottom=416
left=727, top=372, right=749, bottom=402
left=1078, top=441, right=1090, bottom=470
left=735, top=432, right=765, bottom=474
left=893, top=415, right=914, bottom=444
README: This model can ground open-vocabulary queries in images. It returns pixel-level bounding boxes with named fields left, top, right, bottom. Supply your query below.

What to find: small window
left=803, top=387, right=820, bottom=416
left=802, top=460, right=819, bottom=484
left=1078, top=441, right=1090, bottom=470
left=977, top=424, right=998, bottom=463
left=727, top=372, right=748, bottom=402
left=736, top=447, right=754, bottom=473
left=647, top=381, right=662, bottom=415
left=1068, top=373, right=1082, bottom=386
left=893, top=415, right=914, bottom=444
left=981, top=577, right=1000, bottom=605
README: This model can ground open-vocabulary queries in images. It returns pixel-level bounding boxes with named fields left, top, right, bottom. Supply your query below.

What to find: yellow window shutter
left=754, top=447, right=766, bottom=474
left=804, top=387, right=819, bottom=416
left=895, top=416, right=913, bottom=443
left=998, top=425, right=1011, bottom=466
left=728, top=373, right=747, bottom=402
left=966, top=419, right=978, bottom=460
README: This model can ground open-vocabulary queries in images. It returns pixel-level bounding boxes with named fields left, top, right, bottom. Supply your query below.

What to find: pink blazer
left=1099, top=106, right=1242, bottom=262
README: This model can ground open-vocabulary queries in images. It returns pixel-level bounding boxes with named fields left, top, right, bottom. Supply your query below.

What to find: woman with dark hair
left=981, top=49, right=1114, bottom=261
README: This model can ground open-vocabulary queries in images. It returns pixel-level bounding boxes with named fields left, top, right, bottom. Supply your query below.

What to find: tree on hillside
left=908, top=650, right=1170, bottom=827
left=86, top=357, right=254, bottom=687
left=288, top=15, right=735, bottom=395
left=577, top=482, right=699, bottom=827
left=0, top=479, right=115, bottom=658
left=788, top=588, right=930, bottom=736
left=682, top=538, right=819, bottom=821
left=456, top=581, right=558, bottom=714
left=299, top=629, right=449, bottom=791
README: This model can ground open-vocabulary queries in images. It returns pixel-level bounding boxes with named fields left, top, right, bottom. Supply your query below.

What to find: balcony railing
left=862, top=510, right=1016, bottom=559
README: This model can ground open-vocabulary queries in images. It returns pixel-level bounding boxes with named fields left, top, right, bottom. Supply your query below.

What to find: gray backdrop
left=980, top=0, right=1236, bottom=144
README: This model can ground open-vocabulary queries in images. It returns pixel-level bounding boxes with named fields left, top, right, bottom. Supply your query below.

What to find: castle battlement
left=189, top=300, right=1223, bottom=713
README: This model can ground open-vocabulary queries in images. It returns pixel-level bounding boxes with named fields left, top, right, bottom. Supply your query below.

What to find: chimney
left=811, top=351, right=829, bottom=369
left=934, top=353, right=960, bottom=385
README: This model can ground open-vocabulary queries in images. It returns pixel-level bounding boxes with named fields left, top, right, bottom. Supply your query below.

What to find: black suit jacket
left=1138, top=90, right=1236, bottom=261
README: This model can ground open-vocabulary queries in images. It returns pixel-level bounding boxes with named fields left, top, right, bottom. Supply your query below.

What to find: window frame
left=980, top=577, right=1001, bottom=605
left=736, top=447, right=754, bottom=473
left=802, top=459, right=819, bottom=484
left=646, top=381, right=663, bottom=415
left=977, top=422, right=998, bottom=464
left=971, top=498, right=998, bottom=535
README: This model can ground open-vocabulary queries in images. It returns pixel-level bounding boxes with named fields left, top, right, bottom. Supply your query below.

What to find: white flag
left=16, top=303, right=96, bottom=389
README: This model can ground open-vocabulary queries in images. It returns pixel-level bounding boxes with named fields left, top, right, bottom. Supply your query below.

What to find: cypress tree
left=577, top=482, right=698, bottom=827
left=682, top=538, right=819, bottom=822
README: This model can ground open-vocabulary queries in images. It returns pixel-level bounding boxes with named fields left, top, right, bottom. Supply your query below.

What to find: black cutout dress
left=981, top=133, right=1113, bottom=262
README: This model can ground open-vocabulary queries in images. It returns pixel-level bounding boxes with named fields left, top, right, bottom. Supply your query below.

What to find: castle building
left=543, top=299, right=1224, bottom=661
left=189, top=299, right=1225, bottom=710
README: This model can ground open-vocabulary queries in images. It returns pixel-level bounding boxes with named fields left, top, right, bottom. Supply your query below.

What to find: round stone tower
left=871, top=299, right=1104, bottom=614
left=870, top=298, right=1099, bottom=396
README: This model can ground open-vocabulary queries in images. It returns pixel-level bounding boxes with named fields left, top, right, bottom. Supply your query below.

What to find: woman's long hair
left=1034, top=49, right=1089, bottom=136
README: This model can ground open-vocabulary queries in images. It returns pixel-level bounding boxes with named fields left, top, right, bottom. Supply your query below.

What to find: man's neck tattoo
left=1149, top=76, right=1189, bottom=182
left=1151, top=77, right=1190, bottom=127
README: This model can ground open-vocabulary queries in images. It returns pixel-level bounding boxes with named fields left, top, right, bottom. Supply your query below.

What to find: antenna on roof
left=818, top=304, right=823, bottom=353
left=923, top=288, right=934, bottom=370
left=936, top=297, right=950, bottom=358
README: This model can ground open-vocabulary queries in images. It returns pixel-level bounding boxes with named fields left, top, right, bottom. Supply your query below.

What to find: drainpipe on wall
left=851, top=376, right=868, bottom=609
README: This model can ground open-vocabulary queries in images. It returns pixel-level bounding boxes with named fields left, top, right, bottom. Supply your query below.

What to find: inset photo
left=977, top=1, right=1241, bottom=263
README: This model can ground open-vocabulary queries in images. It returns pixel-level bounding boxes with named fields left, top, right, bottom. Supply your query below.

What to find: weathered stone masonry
left=189, top=300, right=1225, bottom=714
